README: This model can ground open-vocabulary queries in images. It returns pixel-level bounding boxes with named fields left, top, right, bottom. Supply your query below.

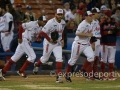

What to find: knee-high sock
left=36, top=59, right=42, bottom=67
left=81, top=60, right=91, bottom=71
left=93, top=56, right=99, bottom=73
left=65, top=64, right=72, bottom=74
left=100, top=62, right=106, bottom=73
left=56, top=62, right=62, bottom=76
left=108, top=63, right=114, bottom=76
left=85, top=62, right=93, bottom=78
left=19, top=60, right=32, bottom=73
left=3, top=59, right=14, bottom=73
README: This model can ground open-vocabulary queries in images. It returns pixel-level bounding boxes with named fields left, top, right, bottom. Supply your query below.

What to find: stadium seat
left=38, top=0, right=49, bottom=5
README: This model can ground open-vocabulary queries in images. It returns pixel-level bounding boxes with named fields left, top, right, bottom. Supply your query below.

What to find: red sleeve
left=39, top=31, right=51, bottom=41
left=18, top=25, right=25, bottom=39
left=100, top=22, right=109, bottom=36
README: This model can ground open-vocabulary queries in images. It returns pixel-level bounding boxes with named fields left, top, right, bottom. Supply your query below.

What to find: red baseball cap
left=16, top=4, right=22, bottom=7
left=79, top=4, right=86, bottom=9
left=104, top=10, right=112, bottom=17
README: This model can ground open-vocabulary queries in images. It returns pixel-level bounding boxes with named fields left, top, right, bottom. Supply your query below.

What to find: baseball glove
left=111, top=26, right=120, bottom=35
left=90, top=36, right=97, bottom=43
left=51, top=31, right=59, bottom=43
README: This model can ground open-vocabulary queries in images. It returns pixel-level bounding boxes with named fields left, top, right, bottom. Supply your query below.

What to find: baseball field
left=0, top=73, right=120, bottom=90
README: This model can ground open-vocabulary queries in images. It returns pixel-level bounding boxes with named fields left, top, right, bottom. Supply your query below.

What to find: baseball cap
left=103, top=10, right=112, bottom=17
left=100, top=5, right=107, bottom=10
left=85, top=11, right=93, bottom=16
left=56, top=8, right=63, bottom=14
left=38, top=16, right=47, bottom=21
left=91, top=8, right=100, bottom=13
left=16, top=4, right=22, bottom=7
left=79, top=4, right=86, bottom=9
left=26, top=5, right=32, bottom=10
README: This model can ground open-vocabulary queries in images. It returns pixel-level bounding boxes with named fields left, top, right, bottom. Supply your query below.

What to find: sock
left=85, top=64, right=93, bottom=78
left=81, top=60, right=91, bottom=71
left=19, top=60, right=32, bottom=73
left=3, top=59, right=14, bottom=73
left=100, top=62, right=106, bottom=73
left=56, top=62, right=62, bottom=76
left=36, top=59, right=42, bottom=67
left=65, top=64, right=72, bottom=74
left=108, top=63, right=114, bottom=77
left=93, top=56, right=99, bottom=73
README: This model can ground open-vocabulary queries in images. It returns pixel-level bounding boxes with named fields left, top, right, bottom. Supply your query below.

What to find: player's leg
left=100, top=45, right=108, bottom=80
left=33, top=42, right=54, bottom=74
left=1, top=44, right=24, bottom=76
left=108, top=46, right=116, bottom=80
left=1, top=32, right=14, bottom=61
left=17, top=39, right=36, bottom=78
left=65, top=41, right=83, bottom=82
left=53, top=45, right=63, bottom=83
left=83, top=45, right=94, bottom=80
left=93, top=40, right=101, bottom=77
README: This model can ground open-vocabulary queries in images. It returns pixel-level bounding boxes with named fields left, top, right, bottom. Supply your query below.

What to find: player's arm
left=5, top=14, right=13, bottom=35
left=18, top=25, right=25, bottom=43
left=39, top=21, right=53, bottom=42
left=76, top=27, right=93, bottom=37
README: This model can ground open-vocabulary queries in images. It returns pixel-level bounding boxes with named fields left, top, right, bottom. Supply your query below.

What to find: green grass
left=0, top=75, right=120, bottom=90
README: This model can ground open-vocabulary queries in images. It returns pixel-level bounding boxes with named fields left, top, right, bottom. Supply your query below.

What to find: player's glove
left=111, top=26, right=120, bottom=35
left=51, top=31, right=59, bottom=43
left=90, top=36, right=97, bottom=43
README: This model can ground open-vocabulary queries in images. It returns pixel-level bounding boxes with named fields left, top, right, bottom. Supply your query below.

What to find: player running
left=0, top=16, right=46, bottom=80
left=65, top=11, right=94, bottom=82
left=33, top=8, right=66, bottom=83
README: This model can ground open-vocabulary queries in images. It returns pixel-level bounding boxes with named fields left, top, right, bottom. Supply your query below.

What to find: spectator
left=97, top=0, right=106, bottom=9
left=75, top=4, right=87, bottom=25
left=25, top=5, right=36, bottom=21
left=65, top=20, right=77, bottom=33
left=77, top=0, right=84, bottom=10
left=65, top=5, right=76, bottom=22
left=70, top=0, right=79, bottom=9
left=15, top=4, right=29, bottom=23
left=108, top=0, right=117, bottom=13
left=84, top=0, right=93, bottom=11
left=111, top=7, right=120, bottom=24
left=63, top=2, right=71, bottom=15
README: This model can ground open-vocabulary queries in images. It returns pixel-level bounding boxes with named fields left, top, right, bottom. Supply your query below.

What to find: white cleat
left=0, top=69, right=5, bottom=81
left=56, top=75, right=63, bottom=83
left=33, top=62, right=39, bottom=74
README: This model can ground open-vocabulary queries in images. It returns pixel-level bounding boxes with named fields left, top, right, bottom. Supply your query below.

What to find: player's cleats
left=17, top=70, right=28, bottom=78
left=56, top=75, right=63, bottom=83
left=0, top=69, right=6, bottom=81
left=101, top=76, right=108, bottom=81
left=108, top=76, right=117, bottom=81
left=86, top=77, right=95, bottom=81
left=65, top=74, right=72, bottom=82
left=33, top=62, right=39, bottom=74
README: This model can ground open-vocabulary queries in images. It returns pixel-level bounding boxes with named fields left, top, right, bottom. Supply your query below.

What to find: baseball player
left=81, top=8, right=101, bottom=79
left=100, top=10, right=119, bottom=80
left=65, top=11, right=94, bottom=82
left=0, top=16, right=46, bottom=79
left=0, top=6, right=14, bottom=61
left=33, top=8, right=66, bottom=83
